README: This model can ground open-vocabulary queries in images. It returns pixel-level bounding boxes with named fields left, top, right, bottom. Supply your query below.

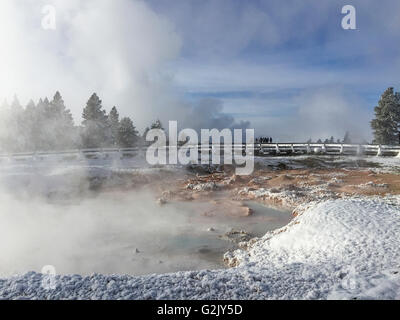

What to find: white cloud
left=238, top=87, right=373, bottom=142
left=293, top=88, right=372, bottom=141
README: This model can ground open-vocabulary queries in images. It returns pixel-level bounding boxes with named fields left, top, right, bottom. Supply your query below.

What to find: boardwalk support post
left=357, top=145, right=363, bottom=156
left=78, top=150, right=85, bottom=161
left=377, top=145, right=382, bottom=156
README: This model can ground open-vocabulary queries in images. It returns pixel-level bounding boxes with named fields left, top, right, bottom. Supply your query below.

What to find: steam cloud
left=0, top=165, right=220, bottom=276
left=0, top=0, right=249, bottom=132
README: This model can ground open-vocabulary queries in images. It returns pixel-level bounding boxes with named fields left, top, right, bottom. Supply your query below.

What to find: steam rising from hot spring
left=0, top=186, right=214, bottom=276
left=0, top=0, right=249, bottom=133
left=0, top=156, right=293, bottom=277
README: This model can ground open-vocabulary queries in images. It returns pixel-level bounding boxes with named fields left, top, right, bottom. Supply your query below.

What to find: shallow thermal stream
left=0, top=187, right=292, bottom=277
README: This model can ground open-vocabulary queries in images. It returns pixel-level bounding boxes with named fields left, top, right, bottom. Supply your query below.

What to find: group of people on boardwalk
left=256, top=137, right=273, bottom=144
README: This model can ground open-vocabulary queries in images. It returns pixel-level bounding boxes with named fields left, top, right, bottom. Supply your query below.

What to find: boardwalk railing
left=0, top=143, right=400, bottom=160
left=257, top=143, right=400, bottom=156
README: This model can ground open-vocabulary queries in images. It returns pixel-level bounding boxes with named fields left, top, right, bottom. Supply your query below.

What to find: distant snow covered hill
left=1, top=197, right=399, bottom=300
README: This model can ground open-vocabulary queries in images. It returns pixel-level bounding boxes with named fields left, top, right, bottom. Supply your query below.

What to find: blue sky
left=1, top=0, right=400, bottom=141
left=146, top=0, right=400, bottom=141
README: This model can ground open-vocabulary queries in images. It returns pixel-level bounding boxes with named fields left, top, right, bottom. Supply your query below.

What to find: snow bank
left=1, top=197, right=399, bottom=300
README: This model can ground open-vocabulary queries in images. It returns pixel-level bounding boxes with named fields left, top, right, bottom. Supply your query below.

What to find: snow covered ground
left=0, top=154, right=399, bottom=299
left=0, top=196, right=399, bottom=300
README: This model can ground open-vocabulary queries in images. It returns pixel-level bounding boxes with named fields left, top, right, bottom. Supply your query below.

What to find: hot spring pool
left=0, top=190, right=292, bottom=277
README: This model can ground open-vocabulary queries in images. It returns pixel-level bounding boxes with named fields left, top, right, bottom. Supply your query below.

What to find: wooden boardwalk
left=1, top=143, right=400, bottom=160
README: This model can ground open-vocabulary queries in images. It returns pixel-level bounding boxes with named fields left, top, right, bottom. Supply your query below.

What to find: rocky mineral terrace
left=145, top=156, right=400, bottom=214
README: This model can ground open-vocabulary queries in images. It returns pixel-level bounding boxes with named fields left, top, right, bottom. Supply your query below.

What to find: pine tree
left=0, top=93, right=80, bottom=152
left=43, top=97, right=51, bottom=113
left=11, top=95, right=23, bottom=112
left=35, top=98, right=52, bottom=150
left=81, top=93, right=108, bottom=148
left=23, top=100, right=39, bottom=150
left=108, top=106, right=120, bottom=147
left=25, top=100, right=36, bottom=111
left=0, top=99, right=9, bottom=110
left=51, top=92, right=74, bottom=124
left=141, top=120, right=164, bottom=145
left=343, top=131, right=351, bottom=144
left=0, top=100, right=11, bottom=152
left=142, top=127, right=150, bottom=138
left=50, top=91, right=76, bottom=149
left=51, top=92, right=64, bottom=115
left=9, top=95, right=25, bottom=151
left=118, top=117, right=139, bottom=148
left=151, top=119, right=164, bottom=130
left=371, top=87, right=400, bottom=145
